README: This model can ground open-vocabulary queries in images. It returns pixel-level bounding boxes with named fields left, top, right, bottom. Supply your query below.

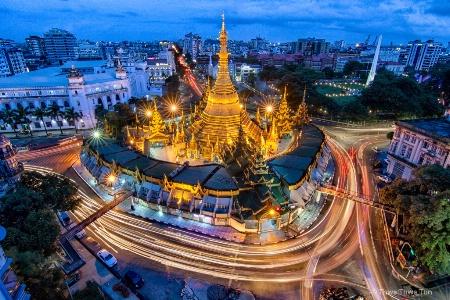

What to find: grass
left=315, top=81, right=365, bottom=105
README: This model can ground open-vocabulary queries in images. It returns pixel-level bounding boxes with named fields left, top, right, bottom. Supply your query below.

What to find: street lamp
left=92, top=130, right=100, bottom=139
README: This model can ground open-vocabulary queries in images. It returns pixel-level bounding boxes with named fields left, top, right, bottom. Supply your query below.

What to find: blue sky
left=1, top=0, right=449, bottom=46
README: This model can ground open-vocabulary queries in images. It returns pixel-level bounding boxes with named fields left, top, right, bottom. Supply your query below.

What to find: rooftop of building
left=0, top=64, right=121, bottom=88
left=396, top=118, right=450, bottom=144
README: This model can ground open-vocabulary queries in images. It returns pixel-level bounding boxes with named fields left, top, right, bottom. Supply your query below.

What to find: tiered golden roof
left=189, top=13, right=263, bottom=145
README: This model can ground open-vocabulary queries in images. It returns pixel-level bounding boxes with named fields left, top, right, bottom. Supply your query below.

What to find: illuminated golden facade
left=189, top=14, right=263, bottom=148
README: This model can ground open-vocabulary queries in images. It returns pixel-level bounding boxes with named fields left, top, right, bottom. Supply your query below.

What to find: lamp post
left=265, top=105, right=273, bottom=130
left=146, top=110, right=152, bottom=126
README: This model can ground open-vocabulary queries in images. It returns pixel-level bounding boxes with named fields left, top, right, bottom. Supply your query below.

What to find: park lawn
left=329, top=95, right=358, bottom=105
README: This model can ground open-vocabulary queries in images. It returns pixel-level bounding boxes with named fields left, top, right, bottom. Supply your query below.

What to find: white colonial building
left=0, top=59, right=158, bottom=132
left=387, top=118, right=450, bottom=180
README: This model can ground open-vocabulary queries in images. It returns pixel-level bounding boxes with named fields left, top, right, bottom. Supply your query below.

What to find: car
left=97, top=249, right=117, bottom=267
left=377, top=175, right=392, bottom=183
left=372, top=147, right=381, bottom=153
left=58, top=212, right=72, bottom=227
left=75, top=229, right=86, bottom=239
left=124, top=270, right=145, bottom=288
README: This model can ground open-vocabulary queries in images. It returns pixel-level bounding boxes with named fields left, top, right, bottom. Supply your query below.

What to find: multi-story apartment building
left=0, top=226, right=31, bottom=300
left=43, top=28, right=77, bottom=63
left=387, top=117, right=450, bottom=180
left=25, top=36, right=47, bottom=57
left=0, top=47, right=27, bottom=77
left=183, top=33, right=202, bottom=60
left=294, top=38, right=330, bottom=55
left=402, top=40, right=442, bottom=71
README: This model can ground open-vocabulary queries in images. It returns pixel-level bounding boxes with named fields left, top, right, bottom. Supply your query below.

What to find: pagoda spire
left=277, top=85, right=293, bottom=134
left=295, top=86, right=309, bottom=127
left=211, top=12, right=236, bottom=96
left=254, top=107, right=261, bottom=127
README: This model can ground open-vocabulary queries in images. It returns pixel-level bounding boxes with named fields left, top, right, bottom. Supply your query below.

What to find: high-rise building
left=43, top=28, right=77, bottom=63
left=183, top=32, right=202, bottom=60
left=25, top=36, right=47, bottom=57
left=295, top=38, right=330, bottom=55
left=403, top=40, right=442, bottom=71
left=0, top=47, right=27, bottom=77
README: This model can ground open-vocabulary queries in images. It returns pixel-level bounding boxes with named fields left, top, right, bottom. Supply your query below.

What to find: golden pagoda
left=295, top=86, right=309, bottom=127
left=277, top=86, right=294, bottom=136
left=189, top=13, right=263, bottom=147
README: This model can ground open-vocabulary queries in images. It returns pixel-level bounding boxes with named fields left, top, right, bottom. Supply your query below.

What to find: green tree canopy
left=6, top=248, right=65, bottom=299
left=343, top=60, right=366, bottom=76
left=360, top=69, right=444, bottom=118
left=379, top=164, right=450, bottom=275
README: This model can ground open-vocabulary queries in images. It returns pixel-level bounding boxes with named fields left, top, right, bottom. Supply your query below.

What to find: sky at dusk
left=1, top=0, right=449, bottom=46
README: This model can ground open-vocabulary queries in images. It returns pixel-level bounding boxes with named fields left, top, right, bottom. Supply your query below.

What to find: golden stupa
left=189, top=14, right=263, bottom=146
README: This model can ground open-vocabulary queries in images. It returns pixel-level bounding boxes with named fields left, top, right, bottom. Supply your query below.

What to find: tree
left=0, top=108, right=19, bottom=137
left=13, top=105, right=33, bottom=136
left=322, top=67, right=335, bottom=79
left=246, top=72, right=256, bottom=88
left=6, top=248, right=65, bottom=299
left=19, top=171, right=81, bottom=211
left=319, top=286, right=349, bottom=300
left=165, top=74, right=180, bottom=97
left=32, top=107, right=49, bottom=136
left=341, top=99, right=368, bottom=121
left=46, top=103, right=65, bottom=134
left=379, top=164, right=450, bottom=275
left=386, top=131, right=394, bottom=140
left=343, top=60, right=365, bottom=77
left=64, top=107, right=82, bottom=133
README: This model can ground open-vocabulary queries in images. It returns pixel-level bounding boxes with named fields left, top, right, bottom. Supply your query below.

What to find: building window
left=0, top=125, right=5, bottom=130
left=5, top=103, right=11, bottom=110
left=28, top=102, right=35, bottom=109
left=405, top=148, right=412, bottom=159
left=38, top=91, right=42, bottom=95
left=41, top=102, right=46, bottom=109
left=116, top=94, right=120, bottom=101
left=423, top=141, right=429, bottom=149
left=392, top=162, right=405, bottom=177
left=34, top=122, right=41, bottom=128
left=68, top=121, right=75, bottom=126
left=52, top=101, right=58, bottom=106
left=77, top=101, right=81, bottom=106
left=404, top=134, right=410, bottom=142
left=75, top=90, right=78, bottom=95
left=26, top=91, right=30, bottom=96
left=64, top=101, right=70, bottom=107
left=401, top=145, right=407, bottom=156
left=79, top=110, right=83, bottom=117
left=17, top=103, right=23, bottom=109
left=57, top=121, right=63, bottom=127
left=418, top=153, right=425, bottom=165
left=45, top=121, right=52, bottom=128
left=411, top=136, right=417, bottom=144
left=395, top=131, right=401, bottom=138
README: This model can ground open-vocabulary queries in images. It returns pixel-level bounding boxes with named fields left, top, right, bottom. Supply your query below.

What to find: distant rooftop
left=397, top=118, right=450, bottom=144
left=0, top=63, right=119, bottom=89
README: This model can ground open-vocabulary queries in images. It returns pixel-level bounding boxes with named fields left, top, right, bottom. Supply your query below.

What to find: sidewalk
left=69, top=239, right=139, bottom=300
left=72, top=160, right=326, bottom=245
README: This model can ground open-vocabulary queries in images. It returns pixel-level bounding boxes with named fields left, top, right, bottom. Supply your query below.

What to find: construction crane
left=364, top=34, right=371, bottom=46
left=372, top=36, right=379, bottom=46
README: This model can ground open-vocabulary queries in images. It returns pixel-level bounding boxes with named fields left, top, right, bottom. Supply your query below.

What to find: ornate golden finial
left=302, top=85, right=307, bottom=104
left=221, top=11, right=225, bottom=31
left=283, top=85, right=287, bottom=100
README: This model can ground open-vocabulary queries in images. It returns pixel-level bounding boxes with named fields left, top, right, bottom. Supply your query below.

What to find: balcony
left=85, top=88, right=127, bottom=97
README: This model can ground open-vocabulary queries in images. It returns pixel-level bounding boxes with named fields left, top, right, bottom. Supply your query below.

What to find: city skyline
left=1, top=0, right=449, bottom=46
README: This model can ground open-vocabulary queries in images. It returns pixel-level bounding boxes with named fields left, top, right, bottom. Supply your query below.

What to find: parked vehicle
left=75, top=229, right=86, bottom=238
left=97, top=249, right=117, bottom=267
left=377, top=175, right=392, bottom=183
left=372, top=147, right=381, bottom=153
left=124, top=270, right=145, bottom=288
left=58, top=211, right=72, bottom=227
